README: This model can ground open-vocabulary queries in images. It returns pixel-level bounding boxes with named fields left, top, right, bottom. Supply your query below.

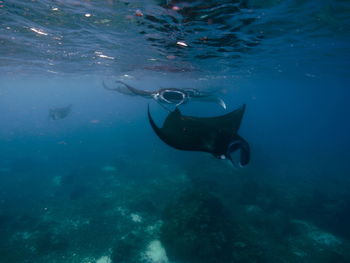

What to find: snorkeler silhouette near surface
left=103, top=80, right=226, bottom=109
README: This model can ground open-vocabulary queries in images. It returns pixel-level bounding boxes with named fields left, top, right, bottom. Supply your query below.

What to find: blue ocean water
left=1, top=0, right=350, bottom=262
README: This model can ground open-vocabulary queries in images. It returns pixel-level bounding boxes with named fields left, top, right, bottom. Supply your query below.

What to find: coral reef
left=1, top=158, right=350, bottom=263
left=160, top=188, right=235, bottom=263
left=142, top=240, right=168, bottom=263
left=111, top=233, right=145, bottom=263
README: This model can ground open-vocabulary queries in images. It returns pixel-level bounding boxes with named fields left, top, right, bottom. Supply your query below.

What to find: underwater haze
left=1, top=0, right=350, bottom=262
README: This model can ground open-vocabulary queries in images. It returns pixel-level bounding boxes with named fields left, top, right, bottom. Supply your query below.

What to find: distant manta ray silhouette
left=49, top=104, right=72, bottom=120
left=103, top=81, right=226, bottom=109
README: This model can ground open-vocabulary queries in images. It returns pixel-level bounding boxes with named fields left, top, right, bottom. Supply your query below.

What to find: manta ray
left=147, top=104, right=250, bottom=167
left=49, top=104, right=72, bottom=120
left=103, top=81, right=226, bottom=109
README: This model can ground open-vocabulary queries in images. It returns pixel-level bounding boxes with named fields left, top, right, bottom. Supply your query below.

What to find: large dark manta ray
left=148, top=104, right=250, bottom=166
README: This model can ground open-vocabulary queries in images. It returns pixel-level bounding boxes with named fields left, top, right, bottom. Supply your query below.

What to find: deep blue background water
left=0, top=0, right=350, bottom=262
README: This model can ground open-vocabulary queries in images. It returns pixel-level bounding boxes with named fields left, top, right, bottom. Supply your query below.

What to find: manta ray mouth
left=227, top=140, right=250, bottom=167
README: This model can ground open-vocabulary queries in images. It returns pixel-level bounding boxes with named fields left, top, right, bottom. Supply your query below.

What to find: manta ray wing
left=175, top=104, right=245, bottom=134
left=148, top=106, right=213, bottom=152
